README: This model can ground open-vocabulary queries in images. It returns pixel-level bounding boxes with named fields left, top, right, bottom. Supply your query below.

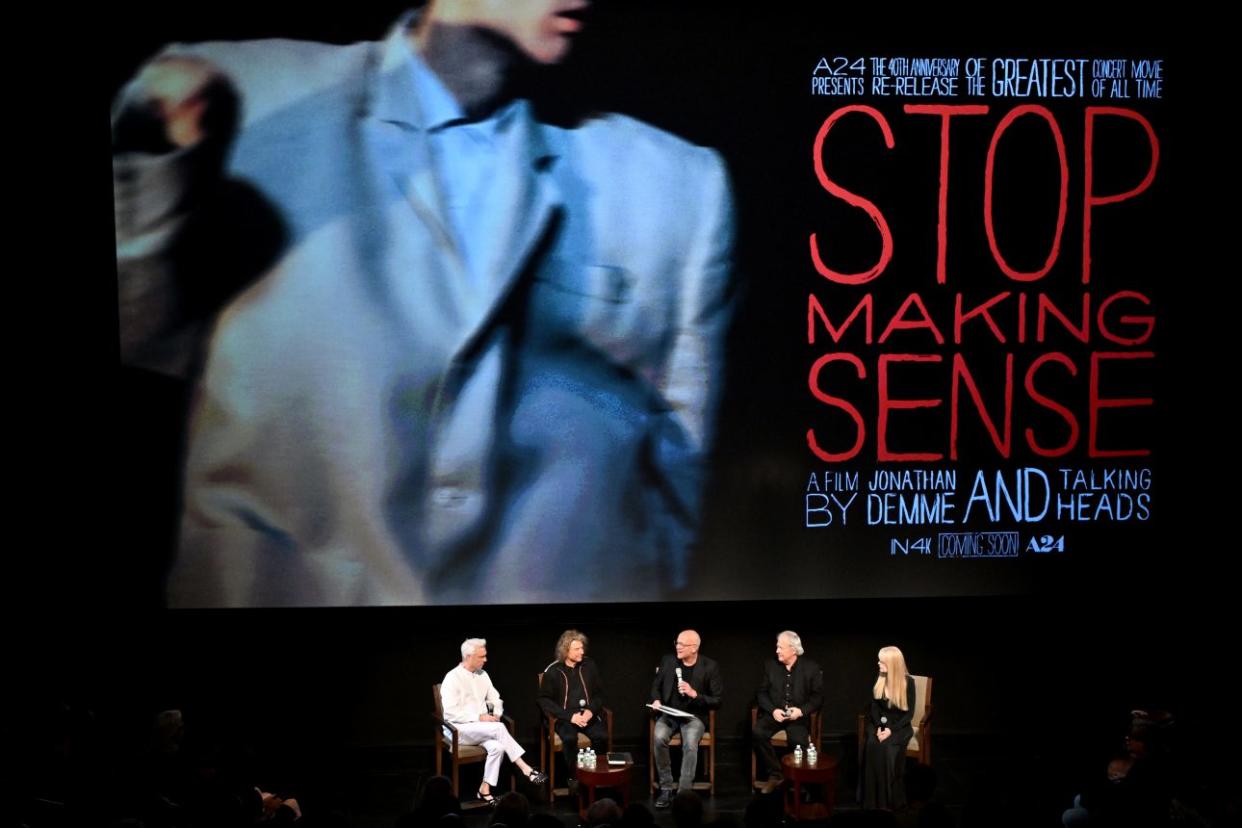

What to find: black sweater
left=538, top=658, right=607, bottom=721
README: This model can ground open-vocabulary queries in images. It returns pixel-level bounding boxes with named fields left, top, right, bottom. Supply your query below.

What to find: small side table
left=576, top=758, right=633, bottom=819
left=781, top=752, right=838, bottom=821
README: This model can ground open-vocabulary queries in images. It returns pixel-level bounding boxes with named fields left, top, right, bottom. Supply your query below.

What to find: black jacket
left=756, top=657, right=824, bottom=715
left=537, top=658, right=607, bottom=721
left=650, top=654, right=723, bottom=715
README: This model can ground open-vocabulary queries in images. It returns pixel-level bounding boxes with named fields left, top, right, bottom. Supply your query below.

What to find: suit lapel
left=365, top=22, right=468, bottom=284
left=361, top=21, right=563, bottom=356
left=475, top=103, right=561, bottom=307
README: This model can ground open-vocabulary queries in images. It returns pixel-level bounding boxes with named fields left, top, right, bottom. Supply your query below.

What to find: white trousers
left=454, top=721, right=526, bottom=786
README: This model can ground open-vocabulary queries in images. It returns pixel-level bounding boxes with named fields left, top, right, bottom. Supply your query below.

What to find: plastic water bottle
left=793, top=745, right=803, bottom=765
left=578, top=748, right=585, bottom=768
left=807, top=743, right=817, bottom=766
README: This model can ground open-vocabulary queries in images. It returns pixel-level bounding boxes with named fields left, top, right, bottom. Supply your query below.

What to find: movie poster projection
left=698, top=48, right=1167, bottom=600
left=111, top=9, right=1171, bottom=605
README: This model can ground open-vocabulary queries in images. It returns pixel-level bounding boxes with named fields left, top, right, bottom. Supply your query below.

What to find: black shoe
left=566, top=778, right=579, bottom=796
left=477, top=786, right=497, bottom=805
left=525, top=769, right=548, bottom=785
left=654, top=789, right=675, bottom=809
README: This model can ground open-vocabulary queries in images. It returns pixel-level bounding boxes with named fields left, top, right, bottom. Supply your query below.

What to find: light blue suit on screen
left=114, top=17, right=734, bottom=607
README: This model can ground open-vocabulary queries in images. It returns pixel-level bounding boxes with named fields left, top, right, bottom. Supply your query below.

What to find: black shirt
left=650, top=654, right=723, bottom=713
left=564, top=662, right=588, bottom=713
left=757, top=656, right=825, bottom=715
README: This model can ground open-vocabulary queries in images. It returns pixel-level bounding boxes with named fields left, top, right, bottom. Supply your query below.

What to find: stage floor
left=337, top=734, right=1075, bottom=826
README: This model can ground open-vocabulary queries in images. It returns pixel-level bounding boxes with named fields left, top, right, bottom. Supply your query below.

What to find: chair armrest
left=432, top=713, right=459, bottom=752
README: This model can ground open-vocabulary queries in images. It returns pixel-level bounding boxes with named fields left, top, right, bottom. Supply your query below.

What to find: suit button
left=432, top=486, right=468, bottom=507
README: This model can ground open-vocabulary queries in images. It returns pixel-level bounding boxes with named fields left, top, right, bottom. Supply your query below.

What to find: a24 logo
left=1027, top=535, right=1065, bottom=553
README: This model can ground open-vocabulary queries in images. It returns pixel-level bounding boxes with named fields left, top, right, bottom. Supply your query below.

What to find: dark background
left=18, top=2, right=1228, bottom=823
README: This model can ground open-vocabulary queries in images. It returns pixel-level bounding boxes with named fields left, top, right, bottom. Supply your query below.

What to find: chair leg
left=549, top=734, right=557, bottom=796
left=540, top=727, right=547, bottom=785
left=708, top=739, right=715, bottom=794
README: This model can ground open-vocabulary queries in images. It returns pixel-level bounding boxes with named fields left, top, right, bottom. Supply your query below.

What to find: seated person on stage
left=649, top=629, right=723, bottom=808
left=536, top=629, right=608, bottom=791
left=440, top=638, right=547, bottom=803
left=860, top=645, right=916, bottom=810
left=752, top=630, right=824, bottom=794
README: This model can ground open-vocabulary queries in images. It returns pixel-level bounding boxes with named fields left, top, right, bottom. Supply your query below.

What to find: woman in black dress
left=861, top=645, right=916, bottom=809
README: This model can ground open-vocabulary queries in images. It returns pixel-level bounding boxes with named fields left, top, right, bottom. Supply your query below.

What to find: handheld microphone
left=486, top=702, right=494, bottom=717
left=675, top=667, right=685, bottom=695
left=579, top=699, right=586, bottom=717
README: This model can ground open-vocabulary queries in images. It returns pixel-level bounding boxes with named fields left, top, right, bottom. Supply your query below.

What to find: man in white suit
left=113, top=1, right=734, bottom=606
left=440, top=637, right=547, bottom=800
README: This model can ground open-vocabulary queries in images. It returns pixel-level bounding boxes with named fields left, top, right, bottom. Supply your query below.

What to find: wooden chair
left=855, top=674, right=934, bottom=765
left=648, top=709, right=716, bottom=794
left=749, top=707, right=824, bottom=789
left=431, top=682, right=517, bottom=802
left=536, top=672, right=614, bottom=798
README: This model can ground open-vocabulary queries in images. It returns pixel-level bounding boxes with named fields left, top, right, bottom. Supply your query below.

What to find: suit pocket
left=537, top=260, right=634, bottom=304
left=529, top=258, right=670, bottom=366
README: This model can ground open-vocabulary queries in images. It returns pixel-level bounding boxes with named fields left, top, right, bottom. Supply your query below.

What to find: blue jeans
left=653, top=715, right=705, bottom=792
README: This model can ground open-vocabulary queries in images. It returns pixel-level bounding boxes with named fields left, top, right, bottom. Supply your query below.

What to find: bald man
left=649, top=630, right=723, bottom=807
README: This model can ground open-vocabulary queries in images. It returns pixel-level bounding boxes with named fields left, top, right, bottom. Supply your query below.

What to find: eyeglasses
left=674, top=641, right=695, bottom=648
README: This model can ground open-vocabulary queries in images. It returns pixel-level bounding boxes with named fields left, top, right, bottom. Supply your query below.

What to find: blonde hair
left=555, top=629, right=588, bottom=662
left=872, top=645, right=909, bottom=711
